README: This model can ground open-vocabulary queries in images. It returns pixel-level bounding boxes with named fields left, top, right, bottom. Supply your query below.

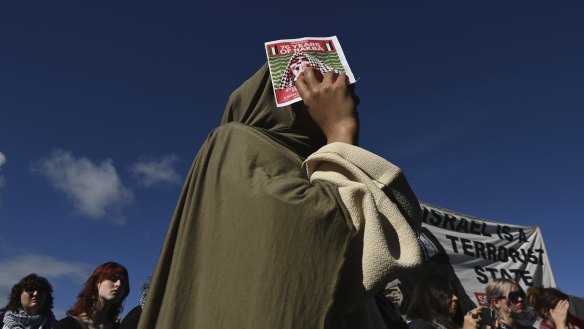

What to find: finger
left=322, top=71, right=335, bottom=85
left=295, top=76, right=310, bottom=100
left=303, top=68, right=319, bottom=89
left=335, top=72, right=348, bottom=86
left=312, top=68, right=324, bottom=82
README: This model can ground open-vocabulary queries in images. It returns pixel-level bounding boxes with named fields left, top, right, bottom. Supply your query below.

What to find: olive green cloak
left=138, top=63, right=421, bottom=329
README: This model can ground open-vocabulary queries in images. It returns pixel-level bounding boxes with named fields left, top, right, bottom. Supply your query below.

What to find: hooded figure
left=138, top=64, right=423, bottom=329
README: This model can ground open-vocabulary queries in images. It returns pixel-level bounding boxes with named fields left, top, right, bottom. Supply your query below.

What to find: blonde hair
left=485, top=279, right=519, bottom=306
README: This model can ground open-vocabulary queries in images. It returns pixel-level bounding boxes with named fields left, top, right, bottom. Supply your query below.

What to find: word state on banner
left=420, top=203, right=555, bottom=306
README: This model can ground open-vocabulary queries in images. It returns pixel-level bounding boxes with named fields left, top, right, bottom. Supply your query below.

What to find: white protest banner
left=420, top=202, right=556, bottom=307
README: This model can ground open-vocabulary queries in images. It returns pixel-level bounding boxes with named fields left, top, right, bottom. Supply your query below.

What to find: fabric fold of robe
left=304, top=142, right=422, bottom=293
left=138, top=63, right=422, bottom=329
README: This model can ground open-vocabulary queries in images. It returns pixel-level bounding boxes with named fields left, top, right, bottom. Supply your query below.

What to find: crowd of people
left=1, top=268, right=579, bottom=329
left=0, top=262, right=131, bottom=329
left=377, top=276, right=580, bottom=329
left=1, top=63, right=581, bottom=329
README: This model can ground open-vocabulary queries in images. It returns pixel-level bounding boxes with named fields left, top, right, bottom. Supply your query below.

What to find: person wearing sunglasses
left=483, top=279, right=534, bottom=329
left=0, top=273, right=56, bottom=329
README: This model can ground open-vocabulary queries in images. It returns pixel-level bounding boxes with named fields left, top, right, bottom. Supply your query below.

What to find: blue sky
left=1, top=0, right=583, bottom=319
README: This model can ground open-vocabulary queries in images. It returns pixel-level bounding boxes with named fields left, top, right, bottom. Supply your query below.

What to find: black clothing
left=119, top=306, right=141, bottom=329
left=55, top=316, right=120, bottom=329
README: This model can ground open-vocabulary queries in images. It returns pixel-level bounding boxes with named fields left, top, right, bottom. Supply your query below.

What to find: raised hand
left=295, top=68, right=359, bottom=145
left=550, top=299, right=570, bottom=329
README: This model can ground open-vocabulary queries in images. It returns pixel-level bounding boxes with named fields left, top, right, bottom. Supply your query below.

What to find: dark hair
left=531, top=287, right=569, bottom=317
left=526, top=286, right=541, bottom=309
left=0, top=273, right=54, bottom=315
left=67, top=261, right=130, bottom=323
left=406, top=273, right=457, bottom=329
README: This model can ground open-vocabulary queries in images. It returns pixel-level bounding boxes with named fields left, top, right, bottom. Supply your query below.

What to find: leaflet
left=264, top=36, right=355, bottom=107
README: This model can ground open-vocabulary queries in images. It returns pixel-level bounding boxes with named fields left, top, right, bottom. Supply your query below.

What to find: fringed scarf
left=2, top=309, right=54, bottom=329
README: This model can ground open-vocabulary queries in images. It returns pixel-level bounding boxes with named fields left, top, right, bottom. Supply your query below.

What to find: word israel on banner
left=419, top=202, right=556, bottom=307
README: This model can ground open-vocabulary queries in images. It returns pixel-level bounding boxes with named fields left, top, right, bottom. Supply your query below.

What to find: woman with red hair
left=55, top=262, right=130, bottom=329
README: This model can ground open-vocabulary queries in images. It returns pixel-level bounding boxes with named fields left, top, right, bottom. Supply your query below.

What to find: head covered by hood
left=221, top=63, right=326, bottom=158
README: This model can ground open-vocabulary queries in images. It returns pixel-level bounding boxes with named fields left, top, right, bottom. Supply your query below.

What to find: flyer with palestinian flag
left=265, top=36, right=356, bottom=107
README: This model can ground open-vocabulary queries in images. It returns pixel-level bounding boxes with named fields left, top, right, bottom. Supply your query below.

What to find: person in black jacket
left=119, top=278, right=150, bottom=329
left=55, top=262, right=130, bottom=329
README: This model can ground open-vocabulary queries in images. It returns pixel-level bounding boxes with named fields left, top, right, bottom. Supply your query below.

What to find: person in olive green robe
left=138, top=65, right=423, bottom=329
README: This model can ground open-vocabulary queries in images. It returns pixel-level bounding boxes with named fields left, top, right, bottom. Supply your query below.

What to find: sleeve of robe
left=305, top=142, right=423, bottom=329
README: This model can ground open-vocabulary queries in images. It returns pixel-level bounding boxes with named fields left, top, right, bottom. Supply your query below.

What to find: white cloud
left=0, top=254, right=91, bottom=300
left=0, top=151, right=6, bottom=208
left=33, top=149, right=133, bottom=225
left=131, top=155, right=181, bottom=188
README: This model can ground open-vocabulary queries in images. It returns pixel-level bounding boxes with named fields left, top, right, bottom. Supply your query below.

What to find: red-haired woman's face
left=97, top=274, right=127, bottom=303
